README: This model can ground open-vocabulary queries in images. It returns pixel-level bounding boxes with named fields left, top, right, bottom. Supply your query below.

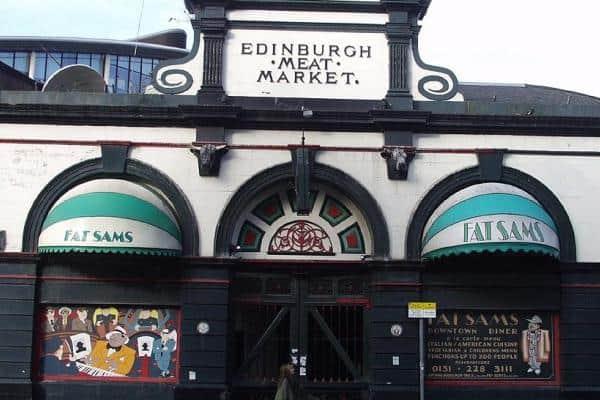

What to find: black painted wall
left=0, top=257, right=37, bottom=400
left=561, top=264, right=600, bottom=400
left=369, top=270, right=420, bottom=400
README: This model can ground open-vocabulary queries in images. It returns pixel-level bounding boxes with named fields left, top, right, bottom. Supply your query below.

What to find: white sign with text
left=223, top=29, right=389, bottom=99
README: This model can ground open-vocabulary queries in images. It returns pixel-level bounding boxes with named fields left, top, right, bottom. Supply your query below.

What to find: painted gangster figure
left=521, top=315, right=551, bottom=375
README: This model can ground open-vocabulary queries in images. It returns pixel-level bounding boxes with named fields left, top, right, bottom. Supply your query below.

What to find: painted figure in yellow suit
left=89, top=325, right=136, bottom=375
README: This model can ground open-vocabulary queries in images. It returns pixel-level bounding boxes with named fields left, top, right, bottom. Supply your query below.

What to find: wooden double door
left=230, top=273, right=369, bottom=400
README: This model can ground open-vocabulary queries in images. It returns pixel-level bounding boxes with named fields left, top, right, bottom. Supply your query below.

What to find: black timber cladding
left=0, top=258, right=37, bottom=400
left=561, top=265, right=600, bottom=391
left=369, top=270, right=420, bottom=390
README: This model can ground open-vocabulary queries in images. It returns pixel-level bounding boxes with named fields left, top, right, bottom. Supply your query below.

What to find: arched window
left=232, top=185, right=371, bottom=260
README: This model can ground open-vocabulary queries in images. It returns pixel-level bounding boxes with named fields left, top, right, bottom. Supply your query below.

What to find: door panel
left=307, top=305, right=364, bottom=383
left=232, top=303, right=291, bottom=383
left=230, top=273, right=368, bottom=399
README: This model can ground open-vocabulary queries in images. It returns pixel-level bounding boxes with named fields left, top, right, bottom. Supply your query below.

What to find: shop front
left=409, top=178, right=574, bottom=400
left=16, top=168, right=228, bottom=400
left=3, top=0, right=600, bottom=399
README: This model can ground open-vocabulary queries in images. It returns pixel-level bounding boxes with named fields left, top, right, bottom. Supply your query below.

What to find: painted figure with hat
left=89, top=325, right=136, bottom=376
left=70, top=307, right=93, bottom=332
left=152, top=328, right=177, bottom=377
left=56, top=306, right=72, bottom=331
left=521, top=315, right=551, bottom=375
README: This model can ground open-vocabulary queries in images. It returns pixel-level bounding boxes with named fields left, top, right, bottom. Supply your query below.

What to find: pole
left=419, top=318, right=425, bottom=400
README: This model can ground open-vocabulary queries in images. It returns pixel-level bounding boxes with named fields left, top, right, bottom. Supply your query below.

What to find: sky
left=1, top=0, right=599, bottom=98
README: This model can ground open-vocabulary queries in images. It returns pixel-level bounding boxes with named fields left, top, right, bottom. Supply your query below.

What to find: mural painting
left=39, top=306, right=179, bottom=381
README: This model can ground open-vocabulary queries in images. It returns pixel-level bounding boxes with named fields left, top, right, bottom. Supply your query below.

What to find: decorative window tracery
left=268, top=220, right=334, bottom=255
left=234, top=187, right=370, bottom=258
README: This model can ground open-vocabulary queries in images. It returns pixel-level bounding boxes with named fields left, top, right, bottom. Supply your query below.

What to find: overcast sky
left=1, top=0, right=599, bottom=98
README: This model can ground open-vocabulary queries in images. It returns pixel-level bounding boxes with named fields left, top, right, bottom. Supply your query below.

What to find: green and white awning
left=421, top=183, right=559, bottom=260
left=38, top=180, right=182, bottom=256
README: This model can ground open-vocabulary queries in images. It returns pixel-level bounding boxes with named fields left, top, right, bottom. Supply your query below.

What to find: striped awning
left=38, top=180, right=182, bottom=256
left=421, top=183, right=559, bottom=260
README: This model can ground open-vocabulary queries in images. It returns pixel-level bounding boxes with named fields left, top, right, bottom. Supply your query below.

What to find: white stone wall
left=1, top=124, right=597, bottom=262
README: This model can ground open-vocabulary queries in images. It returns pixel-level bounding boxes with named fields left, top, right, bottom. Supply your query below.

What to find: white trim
left=28, top=52, right=36, bottom=79
left=103, top=54, right=111, bottom=85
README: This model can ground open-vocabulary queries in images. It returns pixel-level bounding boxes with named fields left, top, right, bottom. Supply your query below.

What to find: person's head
left=58, top=307, right=71, bottom=318
left=76, top=308, right=88, bottom=320
left=527, top=315, right=543, bottom=332
left=106, top=326, right=129, bottom=347
left=278, top=363, right=295, bottom=382
left=46, top=308, right=55, bottom=319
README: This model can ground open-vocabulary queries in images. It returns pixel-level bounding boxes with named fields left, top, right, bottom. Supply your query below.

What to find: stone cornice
left=1, top=101, right=600, bottom=137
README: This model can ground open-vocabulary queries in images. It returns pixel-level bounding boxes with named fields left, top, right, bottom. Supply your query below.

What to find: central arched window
left=232, top=185, right=372, bottom=260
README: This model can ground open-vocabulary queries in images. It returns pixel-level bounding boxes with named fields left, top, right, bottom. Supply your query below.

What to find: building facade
left=0, top=30, right=188, bottom=93
left=1, top=1, right=599, bottom=400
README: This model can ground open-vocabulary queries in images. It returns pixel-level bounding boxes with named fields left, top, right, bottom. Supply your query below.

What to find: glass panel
left=45, top=52, right=62, bottom=79
left=34, top=52, right=47, bottom=80
left=108, top=56, right=117, bottom=93
left=61, top=52, right=76, bottom=67
left=116, top=55, right=130, bottom=94
left=129, top=56, right=142, bottom=93
left=76, top=53, right=91, bottom=65
left=0, top=51, right=13, bottom=67
left=90, top=54, right=103, bottom=74
left=13, top=52, right=29, bottom=73
left=141, top=58, right=154, bottom=91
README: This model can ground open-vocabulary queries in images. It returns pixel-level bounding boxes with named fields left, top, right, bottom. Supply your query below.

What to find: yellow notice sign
left=408, top=302, right=437, bottom=319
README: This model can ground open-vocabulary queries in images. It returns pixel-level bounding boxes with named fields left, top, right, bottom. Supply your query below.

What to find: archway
left=214, top=162, right=389, bottom=259
left=406, top=166, right=576, bottom=262
left=23, top=158, right=199, bottom=256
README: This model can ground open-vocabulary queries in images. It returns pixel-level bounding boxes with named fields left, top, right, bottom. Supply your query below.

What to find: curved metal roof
left=459, top=83, right=600, bottom=106
left=0, top=29, right=189, bottom=59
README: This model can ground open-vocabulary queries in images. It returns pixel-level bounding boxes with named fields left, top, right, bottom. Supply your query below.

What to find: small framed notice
left=408, top=302, right=437, bottom=319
